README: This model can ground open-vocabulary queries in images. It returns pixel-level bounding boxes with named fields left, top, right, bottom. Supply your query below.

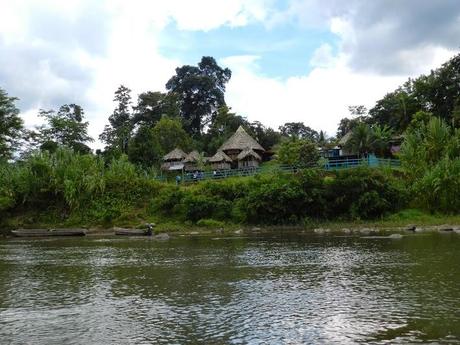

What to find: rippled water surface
left=0, top=232, right=459, bottom=344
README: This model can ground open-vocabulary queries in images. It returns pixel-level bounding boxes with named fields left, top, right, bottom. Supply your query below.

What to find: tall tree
left=279, top=122, right=318, bottom=141
left=100, top=85, right=133, bottom=155
left=0, top=88, right=23, bottom=160
left=165, top=56, right=231, bottom=136
left=34, top=104, right=93, bottom=154
left=132, top=91, right=179, bottom=128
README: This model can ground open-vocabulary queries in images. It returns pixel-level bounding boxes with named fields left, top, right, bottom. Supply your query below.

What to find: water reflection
left=0, top=233, right=459, bottom=344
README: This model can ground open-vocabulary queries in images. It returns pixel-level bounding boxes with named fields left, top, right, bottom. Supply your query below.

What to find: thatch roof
left=219, top=126, right=265, bottom=152
left=338, top=131, right=352, bottom=146
left=208, top=150, right=232, bottom=163
left=237, top=148, right=262, bottom=161
left=163, top=148, right=187, bottom=161
left=183, top=150, right=200, bottom=163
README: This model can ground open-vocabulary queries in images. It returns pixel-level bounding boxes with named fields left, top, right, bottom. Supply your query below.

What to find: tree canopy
left=0, top=88, right=23, bottom=160
left=279, top=122, right=319, bottom=141
left=166, top=56, right=231, bottom=136
left=99, top=85, right=133, bottom=155
left=33, top=104, right=93, bottom=154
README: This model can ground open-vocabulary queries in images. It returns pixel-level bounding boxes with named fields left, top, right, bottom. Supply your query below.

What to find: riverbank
left=2, top=208, right=460, bottom=238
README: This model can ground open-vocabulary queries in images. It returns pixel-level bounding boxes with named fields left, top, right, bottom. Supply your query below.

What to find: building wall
left=238, top=159, right=259, bottom=169
left=211, top=162, right=231, bottom=170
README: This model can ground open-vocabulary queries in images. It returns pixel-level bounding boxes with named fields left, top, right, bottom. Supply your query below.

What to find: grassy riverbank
left=1, top=148, right=459, bottom=235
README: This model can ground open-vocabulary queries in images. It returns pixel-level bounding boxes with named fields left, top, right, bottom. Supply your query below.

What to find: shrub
left=326, top=168, right=407, bottom=219
left=196, top=219, right=224, bottom=228
left=413, top=158, right=460, bottom=213
left=182, top=194, right=232, bottom=222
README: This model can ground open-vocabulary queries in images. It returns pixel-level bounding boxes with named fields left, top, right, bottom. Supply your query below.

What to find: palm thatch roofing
left=237, top=148, right=262, bottom=161
left=183, top=150, right=200, bottom=163
left=163, top=148, right=187, bottom=161
left=208, top=150, right=232, bottom=163
left=219, top=126, right=265, bottom=152
left=338, top=131, right=352, bottom=146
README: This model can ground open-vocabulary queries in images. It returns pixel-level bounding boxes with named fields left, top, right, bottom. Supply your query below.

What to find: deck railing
left=169, top=157, right=400, bottom=183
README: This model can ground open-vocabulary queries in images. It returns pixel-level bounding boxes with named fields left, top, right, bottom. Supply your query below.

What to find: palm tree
left=371, top=125, right=393, bottom=157
left=345, top=123, right=374, bottom=157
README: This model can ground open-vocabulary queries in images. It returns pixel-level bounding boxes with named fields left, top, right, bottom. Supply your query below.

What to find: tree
left=128, top=117, right=193, bottom=167
left=249, top=121, right=281, bottom=150
left=34, top=104, right=93, bottom=154
left=337, top=105, right=370, bottom=138
left=0, top=88, right=23, bottom=160
left=279, top=122, right=318, bottom=141
left=345, top=122, right=374, bottom=157
left=369, top=86, right=420, bottom=132
left=203, top=106, right=249, bottom=154
left=368, top=53, right=460, bottom=133
left=277, top=139, right=319, bottom=166
left=100, top=85, right=133, bottom=155
left=132, top=91, right=179, bottom=128
left=127, top=125, right=161, bottom=168
left=166, top=56, right=231, bottom=136
left=371, top=125, right=393, bottom=157
left=151, top=117, right=192, bottom=156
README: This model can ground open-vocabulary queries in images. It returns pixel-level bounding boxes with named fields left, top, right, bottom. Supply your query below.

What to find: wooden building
left=208, top=151, right=232, bottom=170
left=183, top=150, right=202, bottom=172
left=218, top=126, right=265, bottom=168
left=161, top=148, right=187, bottom=171
left=237, top=148, right=262, bottom=168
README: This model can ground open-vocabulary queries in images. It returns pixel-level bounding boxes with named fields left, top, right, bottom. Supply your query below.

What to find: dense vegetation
left=1, top=53, right=460, bottom=229
left=0, top=148, right=406, bottom=228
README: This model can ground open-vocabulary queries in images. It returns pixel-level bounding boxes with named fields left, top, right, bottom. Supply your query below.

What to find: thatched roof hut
left=237, top=148, right=262, bottom=169
left=208, top=151, right=232, bottom=163
left=338, top=131, right=352, bottom=146
left=208, top=151, right=232, bottom=170
left=237, top=148, right=262, bottom=161
left=183, top=150, right=200, bottom=163
left=219, top=126, right=265, bottom=153
left=163, top=148, right=187, bottom=162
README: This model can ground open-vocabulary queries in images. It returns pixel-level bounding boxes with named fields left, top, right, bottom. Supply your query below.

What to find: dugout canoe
left=114, top=228, right=151, bottom=236
left=11, top=228, right=87, bottom=237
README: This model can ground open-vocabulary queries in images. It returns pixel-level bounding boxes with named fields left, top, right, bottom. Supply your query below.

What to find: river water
left=0, top=232, right=459, bottom=344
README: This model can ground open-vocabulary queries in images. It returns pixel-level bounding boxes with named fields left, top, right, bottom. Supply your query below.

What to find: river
left=0, top=232, right=459, bottom=344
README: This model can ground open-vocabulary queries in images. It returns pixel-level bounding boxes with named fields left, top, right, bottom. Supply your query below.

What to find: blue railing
left=163, top=157, right=401, bottom=183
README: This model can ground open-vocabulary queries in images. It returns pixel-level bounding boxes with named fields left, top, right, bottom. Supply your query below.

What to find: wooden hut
left=183, top=150, right=202, bottom=172
left=218, top=126, right=265, bottom=167
left=161, top=148, right=186, bottom=171
left=208, top=151, right=232, bottom=170
left=237, top=148, right=262, bottom=168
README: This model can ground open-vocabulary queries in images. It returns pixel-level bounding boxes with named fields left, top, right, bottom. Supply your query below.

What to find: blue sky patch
left=158, top=21, right=339, bottom=79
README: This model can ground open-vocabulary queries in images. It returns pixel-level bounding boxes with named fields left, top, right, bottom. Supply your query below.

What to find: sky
left=1, top=0, right=459, bottom=149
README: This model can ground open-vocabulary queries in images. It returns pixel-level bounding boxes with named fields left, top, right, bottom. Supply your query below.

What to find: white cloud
left=223, top=53, right=406, bottom=135
left=1, top=0, right=460, bottom=150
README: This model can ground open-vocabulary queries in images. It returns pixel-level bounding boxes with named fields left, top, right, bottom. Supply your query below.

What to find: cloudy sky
left=1, top=0, right=459, bottom=148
